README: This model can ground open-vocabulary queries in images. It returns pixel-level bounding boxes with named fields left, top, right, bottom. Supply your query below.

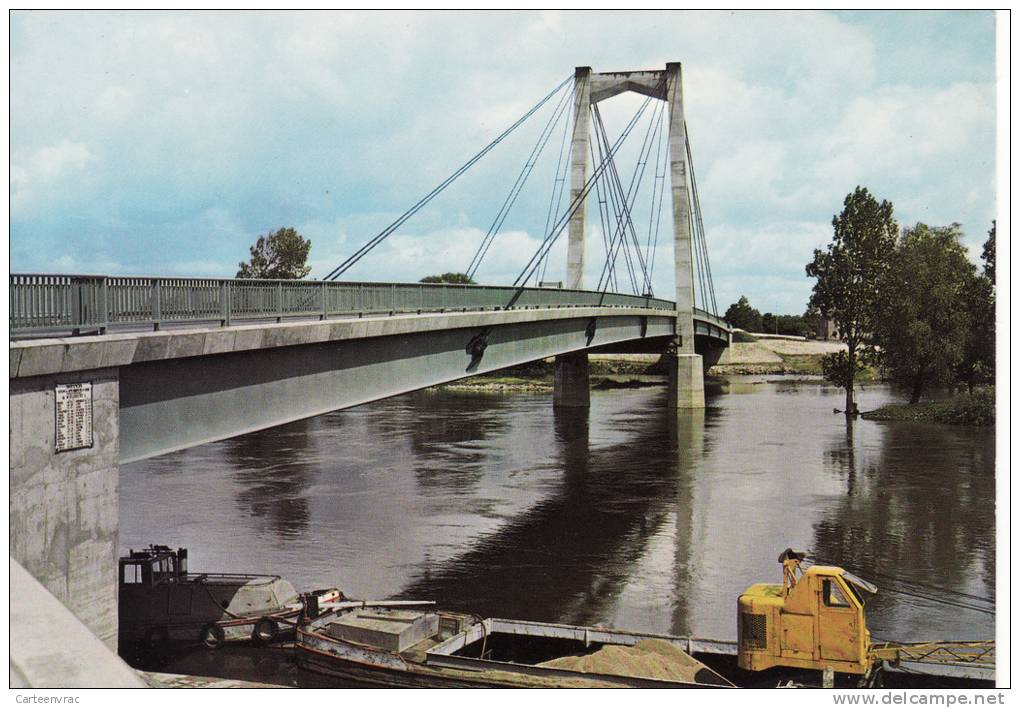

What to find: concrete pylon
left=555, top=67, right=593, bottom=409
left=665, top=62, right=705, bottom=409
left=557, top=62, right=705, bottom=409
left=565, top=66, right=592, bottom=291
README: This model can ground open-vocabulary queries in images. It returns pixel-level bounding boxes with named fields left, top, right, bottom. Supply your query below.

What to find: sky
left=9, top=10, right=998, bottom=315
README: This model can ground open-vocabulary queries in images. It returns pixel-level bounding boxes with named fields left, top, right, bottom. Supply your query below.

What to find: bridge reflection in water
left=120, top=379, right=994, bottom=647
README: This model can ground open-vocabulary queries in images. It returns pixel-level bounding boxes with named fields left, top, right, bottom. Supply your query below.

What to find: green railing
left=8, top=274, right=726, bottom=337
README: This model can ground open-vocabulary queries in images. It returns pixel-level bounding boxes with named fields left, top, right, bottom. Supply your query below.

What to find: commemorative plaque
left=55, top=382, right=93, bottom=452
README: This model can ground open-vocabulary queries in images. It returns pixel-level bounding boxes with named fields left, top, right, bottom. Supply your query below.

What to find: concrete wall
left=9, top=368, right=120, bottom=649
left=11, top=559, right=143, bottom=687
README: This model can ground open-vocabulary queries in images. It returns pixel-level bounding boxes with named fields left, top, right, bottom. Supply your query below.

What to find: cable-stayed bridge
left=9, top=63, right=731, bottom=656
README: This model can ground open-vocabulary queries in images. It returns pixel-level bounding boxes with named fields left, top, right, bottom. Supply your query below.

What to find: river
left=121, top=376, right=995, bottom=672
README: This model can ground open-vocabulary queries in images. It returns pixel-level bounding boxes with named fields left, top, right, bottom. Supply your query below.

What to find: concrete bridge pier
left=553, top=352, right=590, bottom=408
left=667, top=352, right=705, bottom=410
left=9, top=364, right=121, bottom=650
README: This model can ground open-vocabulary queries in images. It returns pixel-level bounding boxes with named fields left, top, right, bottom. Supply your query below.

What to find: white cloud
left=11, top=139, right=96, bottom=213
left=8, top=10, right=996, bottom=311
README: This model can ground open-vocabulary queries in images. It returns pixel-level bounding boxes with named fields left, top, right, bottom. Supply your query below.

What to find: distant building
left=817, top=316, right=839, bottom=340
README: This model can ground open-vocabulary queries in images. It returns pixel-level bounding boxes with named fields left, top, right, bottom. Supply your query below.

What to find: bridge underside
left=119, top=311, right=679, bottom=463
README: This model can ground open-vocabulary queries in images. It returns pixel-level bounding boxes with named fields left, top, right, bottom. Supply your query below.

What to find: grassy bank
left=439, top=356, right=661, bottom=393
left=862, top=389, right=994, bottom=426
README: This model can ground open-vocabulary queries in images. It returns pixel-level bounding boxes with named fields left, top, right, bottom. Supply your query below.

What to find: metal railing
left=8, top=274, right=728, bottom=337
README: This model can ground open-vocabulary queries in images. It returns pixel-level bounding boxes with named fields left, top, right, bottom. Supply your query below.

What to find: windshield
left=841, top=570, right=878, bottom=603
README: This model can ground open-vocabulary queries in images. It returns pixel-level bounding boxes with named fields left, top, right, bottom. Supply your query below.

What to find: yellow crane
left=737, top=550, right=994, bottom=684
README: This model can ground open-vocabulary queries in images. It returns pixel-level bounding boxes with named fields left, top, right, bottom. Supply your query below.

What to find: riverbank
left=439, top=355, right=661, bottom=392
left=862, top=389, right=994, bottom=426
left=438, top=340, right=855, bottom=392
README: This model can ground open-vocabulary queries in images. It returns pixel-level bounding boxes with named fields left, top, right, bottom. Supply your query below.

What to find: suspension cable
left=686, top=122, right=718, bottom=315
left=322, top=75, right=573, bottom=281
left=591, top=107, right=639, bottom=294
left=589, top=139, right=618, bottom=293
left=506, top=95, right=654, bottom=306
left=591, top=100, right=661, bottom=296
left=535, top=84, right=577, bottom=287
left=645, top=108, right=667, bottom=286
left=467, top=82, right=574, bottom=280
left=595, top=101, right=658, bottom=295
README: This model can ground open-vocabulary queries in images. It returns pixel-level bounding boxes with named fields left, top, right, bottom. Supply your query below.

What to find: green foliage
left=732, top=330, right=758, bottom=343
left=724, top=295, right=762, bottom=332
left=725, top=297, right=815, bottom=336
left=959, top=280, right=995, bottom=387
left=420, top=272, right=476, bottom=284
left=237, top=227, right=312, bottom=279
left=806, top=187, right=898, bottom=411
left=862, top=388, right=994, bottom=427
left=982, top=221, right=995, bottom=283
left=820, top=350, right=868, bottom=391
left=872, top=223, right=976, bottom=403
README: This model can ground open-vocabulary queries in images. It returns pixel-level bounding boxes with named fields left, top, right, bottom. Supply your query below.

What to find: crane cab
left=738, top=549, right=877, bottom=675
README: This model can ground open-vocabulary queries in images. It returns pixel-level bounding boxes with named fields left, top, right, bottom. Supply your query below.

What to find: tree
left=958, top=222, right=996, bottom=393
left=237, top=227, right=312, bottom=279
left=724, top=295, right=763, bottom=332
left=872, top=223, right=975, bottom=403
left=419, top=272, right=476, bottom=284
left=806, top=187, right=898, bottom=415
left=982, top=221, right=995, bottom=284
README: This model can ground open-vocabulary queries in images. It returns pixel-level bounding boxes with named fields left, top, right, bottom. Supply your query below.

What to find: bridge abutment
left=553, top=352, right=590, bottom=408
left=9, top=367, right=120, bottom=650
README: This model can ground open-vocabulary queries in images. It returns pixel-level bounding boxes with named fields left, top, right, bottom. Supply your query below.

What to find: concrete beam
left=10, top=306, right=669, bottom=380
left=118, top=312, right=676, bottom=463
left=589, top=70, right=668, bottom=104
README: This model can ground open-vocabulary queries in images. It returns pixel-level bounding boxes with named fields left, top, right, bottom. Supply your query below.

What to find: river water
left=121, top=376, right=995, bottom=655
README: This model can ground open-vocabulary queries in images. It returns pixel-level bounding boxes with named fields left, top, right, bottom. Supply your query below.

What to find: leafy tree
left=958, top=222, right=996, bottom=393
left=982, top=221, right=995, bottom=284
left=237, top=227, right=312, bottom=279
left=724, top=295, right=763, bottom=332
left=419, top=272, right=476, bottom=284
left=872, top=223, right=975, bottom=403
left=806, top=187, right=897, bottom=415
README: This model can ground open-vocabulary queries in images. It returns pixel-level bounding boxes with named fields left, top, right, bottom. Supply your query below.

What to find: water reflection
left=408, top=390, right=511, bottom=494
left=669, top=409, right=705, bottom=637
left=121, top=379, right=995, bottom=645
left=812, top=418, right=995, bottom=640
left=225, top=418, right=316, bottom=538
left=397, top=396, right=685, bottom=625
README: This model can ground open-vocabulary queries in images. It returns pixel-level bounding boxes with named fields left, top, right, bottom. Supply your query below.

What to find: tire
left=201, top=623, right=225, bottom=649
left=252, top=618, right=278, bottom=645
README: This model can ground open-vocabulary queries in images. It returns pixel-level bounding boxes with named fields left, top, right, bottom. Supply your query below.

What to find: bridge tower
left=555, top=62, right=704, bottom=409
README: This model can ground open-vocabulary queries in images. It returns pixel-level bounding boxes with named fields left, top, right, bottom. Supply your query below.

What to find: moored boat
left=293, top=550, right=995, bottom=688
left=118, top=545, right=341, bottom=656
left=295, top=602, right=734, bottom=687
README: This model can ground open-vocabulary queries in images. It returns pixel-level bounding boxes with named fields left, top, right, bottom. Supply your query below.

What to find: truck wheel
left=252, top=618, right=278, bottom=645
left=202, top=623, right=225, bottom=649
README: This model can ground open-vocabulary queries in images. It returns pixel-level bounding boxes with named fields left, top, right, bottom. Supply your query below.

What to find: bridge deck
left=9, top=274, right=729, bottom=341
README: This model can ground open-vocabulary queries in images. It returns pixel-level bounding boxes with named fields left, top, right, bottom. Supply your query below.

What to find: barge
left=294, top=550, right=995, bottom=688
